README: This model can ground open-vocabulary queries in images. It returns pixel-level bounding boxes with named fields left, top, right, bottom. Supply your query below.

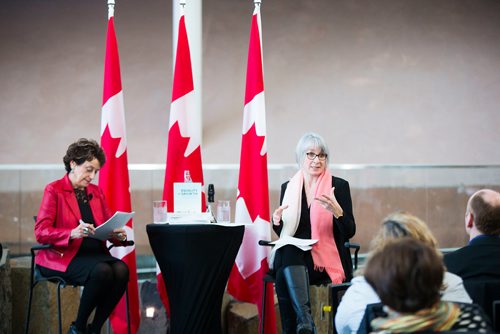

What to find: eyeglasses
left=305, top=152, right=327, bottom=161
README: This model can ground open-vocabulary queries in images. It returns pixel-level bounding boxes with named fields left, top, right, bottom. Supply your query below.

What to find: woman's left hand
left=111, top=228, right=127, bottom=242
left=314, top=187, right=344, bottom=218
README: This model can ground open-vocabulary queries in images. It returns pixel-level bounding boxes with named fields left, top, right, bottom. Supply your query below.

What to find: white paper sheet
left=167, top=212, right=212, bottom=224
left=90, top=211, right=135, bottom=241
left=270, top=235, right=318, bottom=252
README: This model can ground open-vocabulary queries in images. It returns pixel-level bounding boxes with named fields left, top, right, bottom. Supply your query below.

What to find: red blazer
left=34, top=174, right=113, bottom=272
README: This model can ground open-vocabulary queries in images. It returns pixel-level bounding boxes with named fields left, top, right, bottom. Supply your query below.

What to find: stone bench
left=0, top=248, right=12, bottom=334
left=10, top=256, right=80, bottom=334
left=225, top=284, right=334, bottom=334
left=5, top=256, right=334, bottom=334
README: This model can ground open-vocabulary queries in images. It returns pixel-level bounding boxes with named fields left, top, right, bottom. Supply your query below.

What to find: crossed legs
left=74, top=261, right=129, bottom=332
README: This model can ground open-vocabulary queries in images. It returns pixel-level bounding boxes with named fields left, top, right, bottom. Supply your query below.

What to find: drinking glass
left=153, top=200, right=168, bottom=223
left=216, top=200, right=231, bottom=223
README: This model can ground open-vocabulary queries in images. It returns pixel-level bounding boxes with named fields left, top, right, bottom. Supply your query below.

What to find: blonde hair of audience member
left=370, top=211, right=439, bottom=253
left=356, top=211, right=443, bottom=278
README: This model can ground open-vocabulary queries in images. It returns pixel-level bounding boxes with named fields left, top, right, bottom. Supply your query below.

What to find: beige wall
left=0, top=0, right=499, bottom=165
left=1, top=1, right=500, bottom=256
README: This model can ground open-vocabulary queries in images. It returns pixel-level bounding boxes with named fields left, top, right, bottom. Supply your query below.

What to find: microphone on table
left=207, top=184, right=217, bottom=223
left=208, top=184, right=215, bottom=203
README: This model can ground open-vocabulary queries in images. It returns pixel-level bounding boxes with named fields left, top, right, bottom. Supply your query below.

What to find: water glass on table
left=153, top=200, right=168, bottom=223
left=216, top=200, right=231, bottom=223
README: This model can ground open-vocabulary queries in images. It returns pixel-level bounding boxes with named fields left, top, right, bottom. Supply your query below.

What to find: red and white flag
left=99, top=9, right=141, bottom=334
left=228, top=4, right=277, bottom=333
left=157, top=7, right=206, bottom=313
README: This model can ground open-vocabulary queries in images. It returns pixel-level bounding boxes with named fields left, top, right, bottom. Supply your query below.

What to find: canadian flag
left=227, top=4, right=277, bottom=334
left=99, top=10, right=141, bottom=334
left=157, top=7, right=206, bottom=314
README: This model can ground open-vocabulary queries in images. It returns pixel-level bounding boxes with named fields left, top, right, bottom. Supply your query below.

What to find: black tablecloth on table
left=147, top=224, right=244, bottom=334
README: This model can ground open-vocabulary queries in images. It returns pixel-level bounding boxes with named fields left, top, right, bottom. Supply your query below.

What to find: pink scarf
left=281, top=169, right=345, bottom=284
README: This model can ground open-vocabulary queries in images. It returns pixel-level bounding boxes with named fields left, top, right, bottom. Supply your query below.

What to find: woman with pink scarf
left=271, top=132, right=356, bottom=334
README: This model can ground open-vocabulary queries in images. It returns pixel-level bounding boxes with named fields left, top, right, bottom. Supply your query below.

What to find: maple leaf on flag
left=237, top=123, right=270, bottom=222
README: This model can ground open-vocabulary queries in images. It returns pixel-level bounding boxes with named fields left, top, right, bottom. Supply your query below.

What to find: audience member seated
left=335, top=212, right=471, bottom=334
left=360, top=238, right=493, bottom=333
left=444, top=189, right=500, bottom=325
left=271, top=132, right=356, bottom=334
left=34, top=138, right=129, bottom=334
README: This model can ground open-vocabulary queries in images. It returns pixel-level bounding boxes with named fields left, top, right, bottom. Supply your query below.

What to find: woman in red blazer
left=35, top=138, right=128, bottom=334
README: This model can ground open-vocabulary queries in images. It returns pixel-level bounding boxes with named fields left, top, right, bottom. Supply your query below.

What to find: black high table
left=147, top=224, right=244, bottom=334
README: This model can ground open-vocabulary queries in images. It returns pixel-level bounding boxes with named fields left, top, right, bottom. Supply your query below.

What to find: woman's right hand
left=70, top=222, right=95, bottom=239
left=272, top=204, right=289, bottom=226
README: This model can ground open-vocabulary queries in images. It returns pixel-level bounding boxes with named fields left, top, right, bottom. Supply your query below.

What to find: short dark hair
left=470, top=190, right=500, bottom=235
left=364, top=238, right=443, bottom=313
left=63, top=138, right=106, bottom=173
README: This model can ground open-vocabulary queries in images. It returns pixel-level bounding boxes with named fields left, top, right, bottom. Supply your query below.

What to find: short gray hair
left=295, top=132, right=330, bottom=167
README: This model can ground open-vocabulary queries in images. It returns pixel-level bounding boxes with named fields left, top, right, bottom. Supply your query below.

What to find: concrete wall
left=2, top=165, right=500, bottom=256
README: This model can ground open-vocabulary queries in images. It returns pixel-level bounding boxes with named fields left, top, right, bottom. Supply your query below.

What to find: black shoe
left=67, top=323, right=85, bottom=334
left=297, top=322, right=315, bottom=334
left=86, top=324, right=98, bottom=334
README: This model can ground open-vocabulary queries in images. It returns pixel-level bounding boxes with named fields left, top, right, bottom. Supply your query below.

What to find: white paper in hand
left=90, top=211, right=134, bottom=241
left=270, top=235, right=318, bottom=252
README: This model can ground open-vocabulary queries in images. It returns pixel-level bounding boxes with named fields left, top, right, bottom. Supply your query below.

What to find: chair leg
left=57, top=282, right=62, bottom=334
left=25, top=283, right=36, bottom=334
left=126, top=287, right=131, bottom=334
left=260, top=280, right=268, bottom=334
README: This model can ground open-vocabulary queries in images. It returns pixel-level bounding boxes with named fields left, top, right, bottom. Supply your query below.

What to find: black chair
left=25, top=241, right=134, bottom=334
left=259, top=240, right=360, bottom=334
left=493, top=300, right=499, bottom=332
left=328, top=281, right=354, bottom=332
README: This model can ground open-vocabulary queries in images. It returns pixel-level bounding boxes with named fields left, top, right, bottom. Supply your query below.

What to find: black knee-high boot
left=276, top=270, right=297, bottom=334
left=283, top=265, right=316, bottom=334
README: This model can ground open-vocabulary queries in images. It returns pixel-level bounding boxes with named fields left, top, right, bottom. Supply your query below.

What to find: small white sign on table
left=173, top=182, right=202, bottom=213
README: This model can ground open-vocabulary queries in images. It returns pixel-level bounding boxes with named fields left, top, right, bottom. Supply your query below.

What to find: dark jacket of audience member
left=444, top=189, right=500, bottom=329
left=444, top=189, right=500, bottom=280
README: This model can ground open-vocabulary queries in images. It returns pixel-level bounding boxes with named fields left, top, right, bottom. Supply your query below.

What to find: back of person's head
left=370, top=211, right=439, bottom=253
left=364, top=238, right=444, bottom=313
left=468, top=189, right=500, bottom=235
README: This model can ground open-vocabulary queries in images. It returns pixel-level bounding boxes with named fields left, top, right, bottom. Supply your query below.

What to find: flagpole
left=107, top=0, right=115, bottom=19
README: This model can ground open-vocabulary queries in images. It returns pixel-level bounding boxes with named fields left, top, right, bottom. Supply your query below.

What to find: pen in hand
left=79, top=219, right=95, bottom=236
